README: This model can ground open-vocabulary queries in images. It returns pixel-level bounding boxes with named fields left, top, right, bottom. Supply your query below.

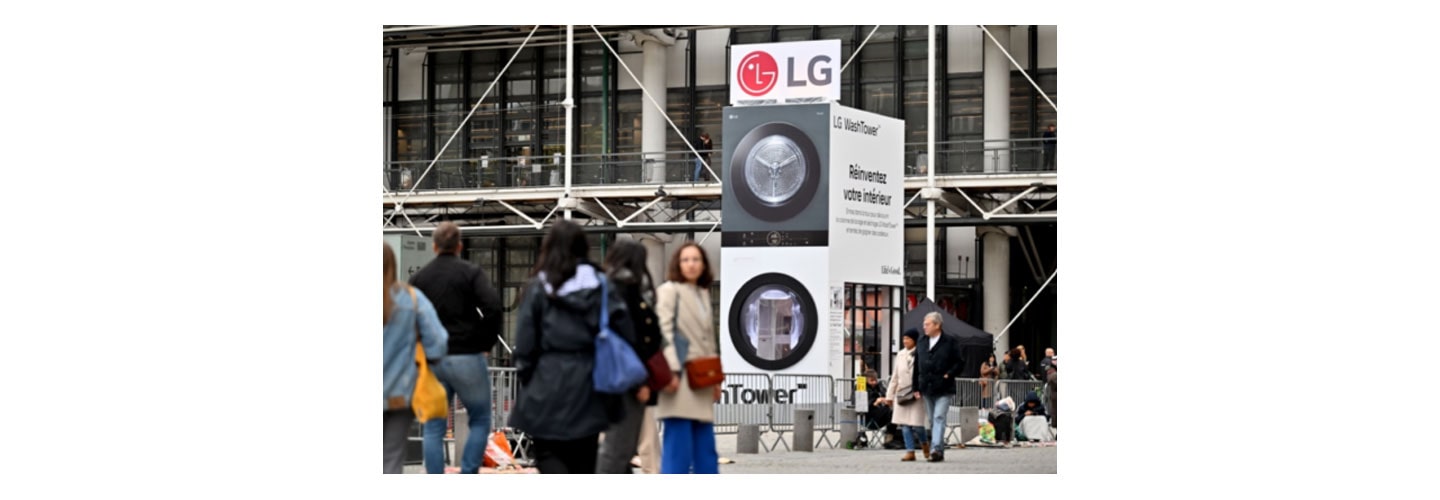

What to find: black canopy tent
left=902, top=298, right=994, bottom=378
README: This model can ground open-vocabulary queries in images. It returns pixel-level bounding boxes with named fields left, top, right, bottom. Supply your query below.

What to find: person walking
left=595, top=240, right=664, bottom=473
left=693, top=132, right=713, bottom=182
left=409, top=222, right=504, bottom=474
left=507, top=220, right=634, bottom=474
left=655, top=242, right=721, bottom=474
left=912, top=312, right=964, bottom=462
left=383, top=242, right=449, bottom=474
left=877, top=329, right=929, bottom=462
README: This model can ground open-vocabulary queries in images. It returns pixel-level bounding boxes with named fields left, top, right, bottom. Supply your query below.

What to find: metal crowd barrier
left=769, top=374, right=838, bottom=451
left=993, top=379, right=1045, bottom=409
left=713, top=372, right=775, bottom=441
left=486, top=366, right=531, bottom=463
left=952, top=378, right=986, bottom=409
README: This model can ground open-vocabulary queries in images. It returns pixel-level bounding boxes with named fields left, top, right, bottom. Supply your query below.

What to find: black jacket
left=507, top=264, right=636, bottom=441
left=912, top=333, right=964, bottom=397
left=608, top=268, right=662, bottom=406
left=1007, top=358, right=1032, bottom=380
left=1017, top=392, right=1048, bottom=423
left=409, top=254, right=504, bottom=355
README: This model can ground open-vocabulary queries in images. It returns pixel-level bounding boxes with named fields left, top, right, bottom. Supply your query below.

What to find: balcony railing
left=383, top=139, right=1055, bottom=193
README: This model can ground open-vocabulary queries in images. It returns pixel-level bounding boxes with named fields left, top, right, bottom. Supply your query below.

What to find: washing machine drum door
left=730, top=122, right=822, bottom=222
left=729, top=272, right=819, bottom=371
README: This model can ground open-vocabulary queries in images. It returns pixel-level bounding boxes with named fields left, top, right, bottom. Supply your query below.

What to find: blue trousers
left=924, top=394, right=953, bottom=452
left=429, top=353, right=492, bottom=474
left=422, top=418, right=447, bottom=474
left=900, top=425, right=927, bottom=451
left=660, top=418, right=718, bottom=474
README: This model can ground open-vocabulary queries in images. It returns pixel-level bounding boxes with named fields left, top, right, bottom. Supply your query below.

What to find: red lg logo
left=737, top=51, right=778, bottom=97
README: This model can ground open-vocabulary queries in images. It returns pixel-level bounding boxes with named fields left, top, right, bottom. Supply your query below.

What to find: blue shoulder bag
left=593, top=276, right=649, bottom=394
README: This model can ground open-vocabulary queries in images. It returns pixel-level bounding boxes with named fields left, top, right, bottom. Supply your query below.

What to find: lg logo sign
left=731, top=41, right=840, bottom=104
left=736, top=50, right=834, bottom=97
left=737, top=51, right=779, bottom=96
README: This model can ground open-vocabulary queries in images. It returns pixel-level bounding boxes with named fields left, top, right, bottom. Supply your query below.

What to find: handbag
left=896, top=387, right=920, bottom=406
left=593, top=277, right=650, bottom=394
left=407, top=286, right=448, bottom=422
left=671, top=283, right=724, bottom=389
left=644, top=351, right=673, bottom=393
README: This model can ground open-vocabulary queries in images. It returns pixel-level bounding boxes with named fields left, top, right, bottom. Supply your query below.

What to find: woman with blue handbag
left=595, top=240, right=664, bottom=473
left=508, top=220, right=635, bottom=474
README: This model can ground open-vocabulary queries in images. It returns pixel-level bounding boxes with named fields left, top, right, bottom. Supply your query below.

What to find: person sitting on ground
left=1015, top=391, right=1054, bottom=442
left=1017, top=392, right=1048, bottom=424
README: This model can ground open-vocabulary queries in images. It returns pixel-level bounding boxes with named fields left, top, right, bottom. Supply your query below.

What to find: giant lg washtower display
left=720, top=103, right=903, bottom=379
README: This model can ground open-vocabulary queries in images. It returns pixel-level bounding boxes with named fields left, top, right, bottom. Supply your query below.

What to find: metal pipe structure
left=926, top=24, right=937, bottom=300
left=992, top=269, right=1057, bottom=347
left=564, top=25, right=574, bottom=220
left=978, top=25, right=1057, bottom=113
left=384, top=26, right=540, bottom=227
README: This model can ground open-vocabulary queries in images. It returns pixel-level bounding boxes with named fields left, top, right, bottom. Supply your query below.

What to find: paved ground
left=404, top=432, right=1056, bottom=474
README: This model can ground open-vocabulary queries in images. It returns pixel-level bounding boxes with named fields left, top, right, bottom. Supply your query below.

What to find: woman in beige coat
left=654, top=242, right=720, bottom=474
left=877, top=329, right=929, bottom=461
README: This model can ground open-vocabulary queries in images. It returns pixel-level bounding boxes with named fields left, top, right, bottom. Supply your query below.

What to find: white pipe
left=399, top=210, right=424, bottom=238
left=564, top=25, right=574, bottom=220
left=384, top=26, right=541, bottom=227
left=978, top=25, right=1057, bottom=112
left=903, top=191, right=923, bottom=208
left=988, top=213, right=1057, bottom=220
left=593, top=197, right=621, bottom=223
left=619, top=195, right=669, bottom=226
left=698, top=220, right=722, bottom=245
left=988, top=185, right=1038, bottom=216
left=536, top=203, right=562, bottom=228
left=954, top=188, right=989, bottom=217
left=592, top=26, right=720, bottom=184
left=926, top=200, right=935, bottom=300
left=494, top=199, right=540, bottom=227
left=993, top=269, right=1057, bottom=345
left=926, top=24, right=936, bottom=301
left=840, top=25, right=882, bottom=74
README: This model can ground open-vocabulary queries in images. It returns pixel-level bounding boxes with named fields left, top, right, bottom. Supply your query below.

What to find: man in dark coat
left=911, top=311, right=965, bottom=462
left=409, top=222, right=504, bottom=474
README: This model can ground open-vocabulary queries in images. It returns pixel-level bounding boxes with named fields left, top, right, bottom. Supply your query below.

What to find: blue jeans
left=422, top=418, right=447, bottom=474
left=431, top=353, right=492, bottom=474
left=900, top=425, right=927, bottom=451
left=693, top=159, right=705, bottom=181
left=924, top=394, right=953, bottom=452
left=660, top=418, right=718, bottom=474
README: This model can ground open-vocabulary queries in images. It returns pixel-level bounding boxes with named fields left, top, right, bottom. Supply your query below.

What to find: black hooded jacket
left=507, top=263, right=638, bottom=440
left=1017, top=391, right=1048, bottom=423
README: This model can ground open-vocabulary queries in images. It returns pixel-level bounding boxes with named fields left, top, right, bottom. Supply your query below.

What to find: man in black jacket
left=911, top=311, right=964, bottom=462
left=409, top=222, right=504, bottom=474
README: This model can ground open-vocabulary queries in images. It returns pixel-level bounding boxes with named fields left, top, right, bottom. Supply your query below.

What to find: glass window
left=615, top=91, right=642, bottom=155
left=902, top=80, right=930, bottom=146
left=776, top=26, right=813, bottom=42
left=579, top=43, right=606, bottom=93
left=469, top=50, right=500, bottom=98
left=468, top=102, right=501, bottom=157
left=735, top=27, right=771, bottom=44
left=432, top=52, right=463, bottom=100
left=860, top=82, right=895, bottom=116
left=694, top=89, right=726, bottom=149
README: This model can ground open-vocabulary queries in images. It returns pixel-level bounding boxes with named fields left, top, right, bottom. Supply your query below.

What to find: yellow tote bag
left=408, top=286, right=449, bottom=422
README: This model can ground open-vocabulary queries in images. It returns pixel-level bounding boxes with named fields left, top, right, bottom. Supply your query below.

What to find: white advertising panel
left=827, top=104, right=905, bottom=287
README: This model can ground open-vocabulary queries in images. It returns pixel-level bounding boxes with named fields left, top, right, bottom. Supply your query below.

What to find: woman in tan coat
left=654, top=242, right=720, bottom=474
left=877, top=329, right=929, bottom=461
